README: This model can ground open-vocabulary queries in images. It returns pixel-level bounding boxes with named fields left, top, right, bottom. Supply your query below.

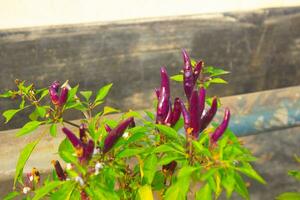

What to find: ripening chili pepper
left=59, top=87, right=68, bottom=106
left=52, top=160, right=66, bottom=181
left=199, top=97, right=218, bottom=133
left=103, top=117, right=135, bottom=153
left=210, top=108, right=230, bottom=144
left=171, top=98, right=181, bottom=126
left=162, top=160, right=177, bottom=175
left=182, top=49, right=194, bottom=100
left=104, top=124, right=112, bottom=133
left=156, top=67, right=171, bottom=124
left=193, top=60, right=203, bottom=85
left=62, top=127, right=95, bottom=162
left=49, top=81, right=69, bottom=107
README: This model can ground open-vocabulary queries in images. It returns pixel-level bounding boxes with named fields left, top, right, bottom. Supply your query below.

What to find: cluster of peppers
left=155, top=49, right=231, bottom=143
left=48, top=81, right=135, bottom=199
left=33, top=50, right=230, bottom=198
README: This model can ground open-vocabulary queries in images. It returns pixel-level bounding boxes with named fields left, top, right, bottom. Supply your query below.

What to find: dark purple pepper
left=104, top=124, right=112, bottom=133
left=62, top=127, right=83, bottom=148
left=162, top=160, right=177, bottom=175
left=189, top=90, right=201, bottom=138
left=198, top=87, right=206, bottom=117
left=51, top=81, right=60, bottom=91
left=179, top=99, right=190, bottom=131
left=103, top=117, right=134, bottom=153
left=199, top=97, right=218, bottom=133
left=193, top=61, right=203, bottom=85
left=182, top=49, right=194, bottom=100
left=211, top=108, right=230, bottom=144
left=52, top=160, right=66, bottom=181
left=49, top=87, right=60, bottom=105
left=171, top=98, right=181, bottom=126
left=156, top=67, right=171, bottom=124
left=79, top=124, right=87, bottom=144
left=164, top=100, right=173, bottom=125
left=83, top=140, right=95, bottom=161
left=59, top=87, right=68, bottom=106
left=155, top=88, right=160, bottom=99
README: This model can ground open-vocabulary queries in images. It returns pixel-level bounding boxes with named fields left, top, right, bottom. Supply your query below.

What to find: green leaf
left=234, top=173, right=249, bottom=200
left=164, top=183, right=183, bottom=200
left=158, top=155, right=185, bottom=166
left=36, top=106, right=47, bottom=118
left=95, top=83, right=113, bottom=102
left=33, top=181, right=63, bottom=200
left=50, top=181, right=76, bottom=200
left=235, top=163, right=266, bottom=184
left=177, top=166, right=198, bottom=178
left=170, top=74, right=183, bottom=82
left=276, top=192, right=300, bottom=200
left=38, top=89, right=49, bottom=100
left=16, top=121, right=42, bottom=136
left=103, top=106, right=120, bottom=115
left=50, top=123, right=57, bottom=137
left=143, top=154, right=158, bottom=184
left=144, top=111, right=155, bottom=121
left=3, top=109, right=20, bottom=123
left=196, top=183, right=212, bottom=200
left=221, top=170, right=235, bottom=199
left=288, top=170, right=300, bottom=181
left=155, top=124, right=178, bottom=140
left=0, top=90, right=13, bottom=98
left=152, top=171, right=165, bottom=190
left=209, top=78, right=227, bottom=84
left=3, top=191, right=19, bottom=200
left=136, top=185, right=154, bottom=200
left=67, top=85, right=79, bottom=102
left=205, top=66, right=230, bottom=77
left=116, top=148, right=145, bottom=158
left=14, top=140, right=39, bottom=188
left=58, top=139, right=75, bottom=163
left=80, top=90, right=92, bottom=101
left=153, top=144, right=185, bottom=155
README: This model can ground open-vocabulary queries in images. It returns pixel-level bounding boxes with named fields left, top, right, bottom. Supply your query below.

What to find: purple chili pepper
left=179, top=99, right=190, bottom=131
left=211, top=108, right=230, bottom=144
left=189, top=90, right=201, bottom=138
left=155, top=88, right=160, bottom=99
left=193, top=60, right=203, bottom=85
left=156, top=67, right=170, bottom=124
left=52, top=160, right=66, bottom=181
left=49, top=83, right=60, bottom=105
left=198, top=87, right=206, bottom=119
left=104, top=124, right=112, bottom=133
left=182, top=49, right=194, bottom=100
left=199, top=97, right=218, bottom=133
left=83, top=140, right=95, bottom=161
left=62, top=127, right=83, bottom=148
left=103, top=117, right=134, bottom=153
left=162, top=160, right=177, bottom=175
left=59, top=87, right=68, bottom=106
left=79, top=124, right=87, bottom=144
left=164, top=100, right=173, bottom=125
left=171, top=98, right=181, bottom=126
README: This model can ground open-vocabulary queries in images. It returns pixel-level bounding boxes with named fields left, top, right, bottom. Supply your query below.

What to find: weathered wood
left=1, top=7, right=300, bottom=130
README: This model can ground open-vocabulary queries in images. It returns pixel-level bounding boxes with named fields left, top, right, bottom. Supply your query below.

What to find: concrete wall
left=1, top=0, right=300, bottom=29
left=1, top=6, right=300, bottom=130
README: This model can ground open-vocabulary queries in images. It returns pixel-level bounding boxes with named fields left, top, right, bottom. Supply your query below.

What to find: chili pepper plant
left=1, top=49, right=265, bottom=200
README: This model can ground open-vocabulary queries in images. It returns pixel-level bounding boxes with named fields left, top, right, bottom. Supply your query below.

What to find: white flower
left=66, top=163, right=73, bottom=170
left=23, top=187, right=31, bottom=194
left=29, top=175, right=34, bottom=182
left=93, top=147, right=100, bottom=155
left=95, top=162, right=104, bottom=175
left=75, top=176, right=84, bottom=186
left=122, top=132, right=129, bottom=139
